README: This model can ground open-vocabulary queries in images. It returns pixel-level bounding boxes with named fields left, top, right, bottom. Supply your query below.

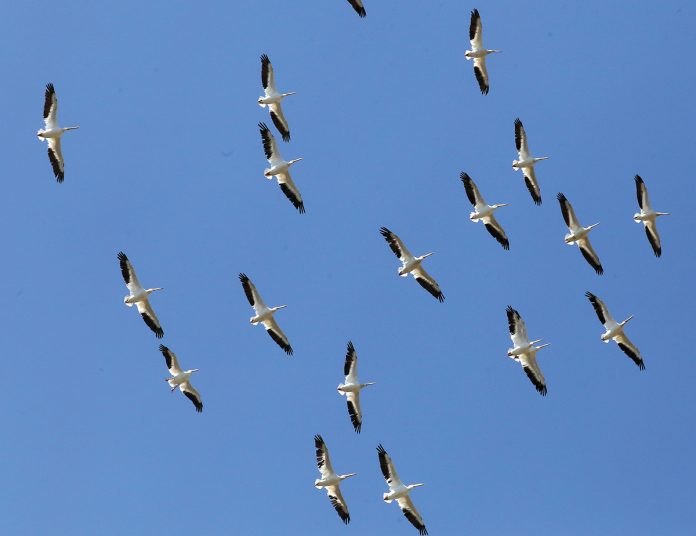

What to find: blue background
left=1, top=1, right=694, bottom=534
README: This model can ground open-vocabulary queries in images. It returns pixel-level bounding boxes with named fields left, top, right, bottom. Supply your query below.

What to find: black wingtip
left=376, top=444, right=386, bottom=454
left=238, top=272, right=249, bottom=282
left=117, top=251, right=127, bottom=261
left=158, top=344, right=167, bottom=353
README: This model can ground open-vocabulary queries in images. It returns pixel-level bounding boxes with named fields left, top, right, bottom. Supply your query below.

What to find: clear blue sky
left=1, top=1, right=694, bottom=534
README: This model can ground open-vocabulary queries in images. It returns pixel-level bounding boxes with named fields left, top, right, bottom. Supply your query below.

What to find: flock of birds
left=33, top=3, right=673, bottom=535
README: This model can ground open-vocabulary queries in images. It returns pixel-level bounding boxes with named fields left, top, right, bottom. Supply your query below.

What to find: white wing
left=614, top=332, right=645, bottom=370
left=473, top=56, right=489, bottom=95
left=506, top=306, right=529, bottom=348
left=262, top=316, right=293, bottom=355
left=577, top=237, right=604, bottom=275
left=276, top=171, right=305, bottom=214
left=377, top=445, right=404, bottom=490
left=585, top=291, right=614, bottom=327
left=136, top=299, right=164, bottom=338
left=396, top=496, right=428, bottom=535
left=635, top=175, right=652, bottom=211
left=269, top=102, right=291, bottom=142
left=380, top=227, right=414, bottom=262
left=117, top=252, right=144, bottom=294
left=523, top=166, right=542, bottom=205
left=557, top=193, right=582, bottom=232
left=47, top=138, right=65, bottom=182
left=260, top=53, right=277, bottom=95
left=344, top=341, right=358, bottom=383
left=43, top=83, right=59, bottom=129
left=411, top=265, right=445, bottom=302
left=239, top=273, right=269, bottom=313
left=259, top=122, right=284, bottom=167
left=325, top=484, right=350, bottom=524
left=519, top=351, right=547, bottom=396
left=469, top=8, right=484, bottom=50
left=644, top=220, right=662, bottom=257
left=314, top=435, right=335, bottom=478
left=179, top=381, right=203, bottom=412
left=346, top=391, right=362, bottom=433
left=159, top=344, right=183, bottom=376
left=482, top=214, right=509, bottom=250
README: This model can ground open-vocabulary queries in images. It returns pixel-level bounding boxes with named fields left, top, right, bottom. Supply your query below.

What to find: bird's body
left=37, top=83, right=79, bottom=182
left=239, top=273, right=293, bottom=355
left=377, top=444, right=428, bottom=535
left=159, top=345, right=203, bottom=412
left=506, top=306, right=549, bottom=396
left=512, top=118, right=548, bottom=205
left=337, top=341, right=376, bottom=433
left=379, top=227, right=444, bottom=302
left=346, top=0, right=366, bottom=17
left=460, top=172, right=509, bottom=249
left=585, top=292, right=645, bottom=370
left=557, top=193, right=603, bottom=275
left=314, top=435, right=355, bottom=524
left=259, top=122, right=305, bottom=213
left=465, top=9, right=500, bottom=94
left=633, top=175, right=669, bottom=257
left=258, top=54, right=294, bottom=142
left=117, top=251, right=164, bottom=338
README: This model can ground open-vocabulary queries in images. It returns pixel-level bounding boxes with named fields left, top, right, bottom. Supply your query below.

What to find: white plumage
left=117, top=251, right=164, bottom=338
left=239, top=273, right=293, bottom=355
left=36, top=83, right=79, bottom=183
left=506, top=306, right=550, bottom=396
left=465, top=9, right=500, bottom=95
left=337, top=341, right=376, bottom=433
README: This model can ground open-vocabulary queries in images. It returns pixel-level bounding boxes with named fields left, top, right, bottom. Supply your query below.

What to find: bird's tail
left=383, top=493, right=392, bottom=503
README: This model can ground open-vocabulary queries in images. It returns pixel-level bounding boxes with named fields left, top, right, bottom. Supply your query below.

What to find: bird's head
left=273, top=305, right=288, bottom=312
left=340, top=472, right=358, bottom=481
left=146, top=287, right=164, bottom=295
left=409, top=483, right=425, bottom=490
left=288, top=157, right=304, bottom=166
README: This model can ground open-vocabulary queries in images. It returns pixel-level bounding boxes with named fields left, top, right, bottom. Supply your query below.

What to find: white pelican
left=258, top=54, right=295, bottom=142
left=557, top=193, right=603, bottom=275
left=512, top=118, right=549, bottom=205
left=337, top=341, right=376, bottom=433
left=259, top=122, right=305, bottom=213
left=506, top=306, right=549, bottom=396
left=239, top=273, right=293, bottom=355
left=585, top=292, right=645, bottom=370
left=634, top=175, right=669, bottom=257
left=379, top=227, right=444, bottom=302
left=460, top=172, right=509, bottom=249
left=37, top=83, right=79, bottom=183
left=346, top=0, right=366, bottom=18
left=377, top=444, right=428, bottom=535
left=314, top=434, right=356, bottom=524
left=159, top=345, right=203, bottom=412
left=117, top=251, right=164, bottom=338
left=465, top=9, right=500, bottom=95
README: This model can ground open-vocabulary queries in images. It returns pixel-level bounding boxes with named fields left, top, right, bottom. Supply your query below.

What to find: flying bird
left=239, top=273, right=293, bottom=355
left=633, top=175, right=669, bottom=257
left=314, top=435, right=356, bottom=525
left=465, top=9, right=501, bottom=95
left=259, top=122, right=305, bottom=213
left=117, top=251, right=164, bottom=338
left=585, top=292, right=645, bottom=370
left=337, top=341, right=376, bottom=433
left=460, top=172, right=509, bottom=249
left=346, top=0, right=366, bottom=17
left=159, top=345, right=203, bottom=412
left=258, top=54, right=295, bottom=142
left=36, top=83, right=79, bottom=182
left=506, top=306, right=550, bottom=396
left=377, top=444, right=428, bottom=535
left=379, top=227, right=444, bottom=302
left=512, top=118, right=549, bottom=205
left=557, top=193, right=603, bottom=275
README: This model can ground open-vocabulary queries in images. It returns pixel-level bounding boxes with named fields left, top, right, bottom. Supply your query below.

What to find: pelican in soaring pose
left=557, top=193, right=603, bottom=275
left=512, top=118, right=549, bottom=205
left=346, top=0, right=366, bottom=17
left=314, top=435, right=356, bottom=524
left=337, top=341, right=376, bottom=433
left=506, top=306, right=550, bottom=396
left=159, top=345, right=203, bottom=412
left=258, top=54, right=295, bottom=142
left=377, top=444, right=428, bottom=535
left=239, top=273, right=293, bottom=355
left=460, top=172, right=509, bottom=249
left=37, top=83, right=79, bottom=183
left=633, top=175, right=669, bottom=257
left=465, top=9, right=500, bottom=95
left=117, top=251, right=164, bottom=338
left=259, top=122, right=305, bottom=213
left=379, top=227, right=444, bottom=302
left=585, top=292, right=645, bottom=370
